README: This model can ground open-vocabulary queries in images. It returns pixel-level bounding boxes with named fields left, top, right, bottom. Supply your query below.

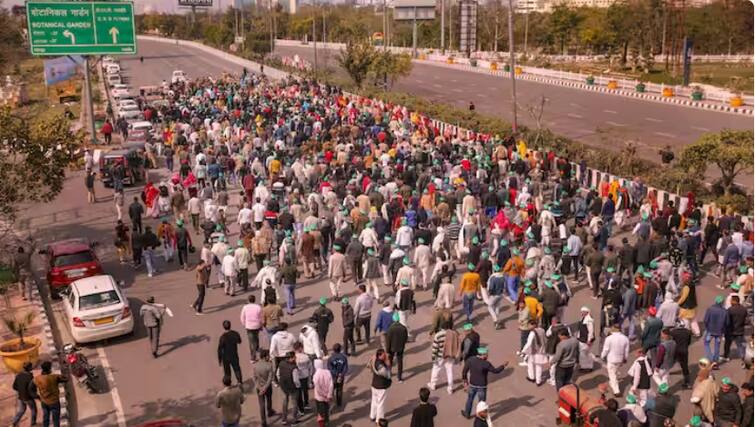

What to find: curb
left=31, top=282, right=70, bottom=427
left=419, top=60, right=754, bottom=116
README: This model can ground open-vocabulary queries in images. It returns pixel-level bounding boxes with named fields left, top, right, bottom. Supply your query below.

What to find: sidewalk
left=0, top=287, right=54, bottom=426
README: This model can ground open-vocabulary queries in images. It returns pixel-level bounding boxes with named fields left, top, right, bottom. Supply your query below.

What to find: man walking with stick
left=140, top=296, right=169, bottom=358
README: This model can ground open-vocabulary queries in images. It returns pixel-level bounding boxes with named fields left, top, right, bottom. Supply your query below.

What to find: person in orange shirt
left=458, top=263, right=481, bottom=323
left=503, top=248, right=525, bottom=303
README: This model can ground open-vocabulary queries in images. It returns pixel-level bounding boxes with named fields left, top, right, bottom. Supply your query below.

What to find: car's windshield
left=53, top=251, right=94, bottom=267
left=78, top=290, right=121, bottom=310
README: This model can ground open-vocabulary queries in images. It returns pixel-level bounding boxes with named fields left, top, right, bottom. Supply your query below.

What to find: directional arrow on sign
left=108, top=27, right=119, bottom=44
left=62, top=29, right=76, bottom=44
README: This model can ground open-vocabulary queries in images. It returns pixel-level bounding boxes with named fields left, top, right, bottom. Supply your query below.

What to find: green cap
left=722, top=376, right=732, bottom=385
left=715, top=295, right=724, bottom=304
left=637, top=265, right=645, bottom=273
left=512, top=248, right=520, bottom=255
left=658, top=383, right=669, bottom=394
left=418, top=237, right=425, bottom=244
left=463, top=323, right=473, bottom=331
left=523, top=279, right=533, bottom=288
left=384, top=236, right=392, bottom=241
left=319, top=297, right=328, bottom=305
left=493, top=264, right=501, bottom=272
left=237, top=239, right=244, bottom=247
left=643, top=271, right=652, bottom=278
left=226, top=248, right=234, bottom=254
left=551, top=273, right=561, bottom=280
left=467, top=263, right=476, bottom=271
left=526, top=258, right=534, bottom=266
left=740, top=265, right=749, bottom=273
left=403, top=256, right=410, bottom=265
left=649, top=261, right=658, bottom=269
left=731, top=282, right=741, bottom=291
left=626, top=394, right=637, bottom=404
left=400, top=279, right=409, bottom=286
left=341, top=297, right=349, bottom=305
left=333, top=244, right=342, bottom=251
left=562, top=247, right=570, bottom=254
left=500, top=240, right=508, bottom=247
left=544, top=247, right=552, bottom=254
left=367, top=248, right=375, bottom=255
left=482, top=250, right=489, bottom=258
left=176, top=219, right=184, bottom=226
left=689, top=416, right=702, bottom=427
left=472, top=236, right=479, bottom=245
left=392, top=312, right=401, bottom=322
left=544, top=280, right=553, bottom=288
left=477, top=346, right=488, bottom=355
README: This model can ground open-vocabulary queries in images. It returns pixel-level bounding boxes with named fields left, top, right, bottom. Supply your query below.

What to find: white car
left=110, top=84, right=130, bottom=99
left=118, top=99, right=138, bottom=109
left=106, top=74, right=122, bottom=86
left=105, top=64, right=120, bottom=75
left=171, top=70, right=187, bottom=84
left=118, top=105, right=141, bottom=120
left=62, top=275, right=133, bottom=344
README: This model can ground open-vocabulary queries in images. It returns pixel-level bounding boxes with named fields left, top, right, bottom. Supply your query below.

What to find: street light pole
left=440, top=0, right=445, bottom=53
left=313, top=5, right=318, bottom=81
left=506, top=0, right=518, bottom=132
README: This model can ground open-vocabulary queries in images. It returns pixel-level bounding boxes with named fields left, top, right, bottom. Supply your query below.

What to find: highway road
left=274, top=44, right=753, bottom=164
left=18, top=38, right=751, bottom=427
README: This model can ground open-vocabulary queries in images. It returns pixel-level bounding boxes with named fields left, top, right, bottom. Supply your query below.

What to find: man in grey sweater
left=354, top=285, right=374, bottom=344
left=252, top=350, right=276, bottom=427
left=550, top=329, right=580, bottom=390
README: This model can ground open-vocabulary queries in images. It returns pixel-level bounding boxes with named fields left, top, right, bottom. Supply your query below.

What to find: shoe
left=460, top=410, right=470, bottom=419
left=152, top=351, right=158, bottom=358
left=447, top=388, right=453, bottom=395
left=195, top=311, right=204, bottom=316
left=719, top=357, right=730, bottom=362
left=526, top=377, right=535, bottom=382
left=426, top=382, right=435, bottom=391
left=148, top=273, right=153, bottom=278
left=495, top=323, right=504, bottom=330
left=518, top=361, right=528, bottom=367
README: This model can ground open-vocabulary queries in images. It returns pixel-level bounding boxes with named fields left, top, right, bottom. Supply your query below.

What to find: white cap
left=580, top=306, right=590, bottom=312
left=476, top=401, right=489, bottom=414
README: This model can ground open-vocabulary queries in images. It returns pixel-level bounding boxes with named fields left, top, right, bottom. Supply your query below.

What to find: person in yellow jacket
left=503, top=247, right=525, bottom=303
left=458, top=263, right=481, bottom=323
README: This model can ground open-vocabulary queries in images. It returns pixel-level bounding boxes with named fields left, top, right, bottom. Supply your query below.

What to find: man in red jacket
left=101, top=119, right=113, bottom=144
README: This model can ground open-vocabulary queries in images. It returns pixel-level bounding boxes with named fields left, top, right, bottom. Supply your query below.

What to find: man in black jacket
left=723, top=295, right=747, bottom=362
left=11, top=362, right=37, bottom=426
left=461, top=347, right=508, bottom=418
left=741, top=382, right=753, bottom=427
left=669, top=322, right=693, bottom=388
left=648, top=382, right=678, bottom=427
left=129, top=196, right=144, bottom=234
left=386, top=312, right=408, bottom=382
left=141, top=226, right=161, bottom=277
left=277, top=351, right=301, bottom=425
left=218, top=320, right=243, bottom=386
left=715, top=377, right=742, bottom=425
left=311, top=298, right=334, bottom=352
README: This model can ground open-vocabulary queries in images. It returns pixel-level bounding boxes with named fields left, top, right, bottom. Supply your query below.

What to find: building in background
left=515, top=0, right=552, bottom=13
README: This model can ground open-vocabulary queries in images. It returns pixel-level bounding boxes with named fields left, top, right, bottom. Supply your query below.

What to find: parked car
left=105, top=64, right=120, bottom=74
left=100, top=149, right=143, bottom=187
left=117, top=104, right=141, bottom=120
left=61, top=275, right=134, bottom=344
left=106, top=74, right=122, bottom=86
left=40, top=239, right=102, bottom=297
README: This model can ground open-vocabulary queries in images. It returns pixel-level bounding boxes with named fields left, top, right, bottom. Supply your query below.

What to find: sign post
left=393, top=0, right=436, bottom=59
left=26, top=1, right=136, bottom=55
left=27, top=1, right=136, bottom=144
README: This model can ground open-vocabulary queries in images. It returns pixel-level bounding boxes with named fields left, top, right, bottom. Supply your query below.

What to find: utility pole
left=523, top=7, right=529, bottom=58
left=313, top=4, right=318, bottom=81
left=449, top=0, right=453, bottom=51
left=412, top=6, right=418, bottom=58
left=84, top=56, right=97, bottom=143
left=440, top=0, right=445, bottom=53
left=506, top=0, right=518, bottom=132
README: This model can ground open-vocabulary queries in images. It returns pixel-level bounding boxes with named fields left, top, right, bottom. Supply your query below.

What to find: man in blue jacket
left=703, top=295, right=729, bottom=363
left=374, top=300, right=394, bottom=350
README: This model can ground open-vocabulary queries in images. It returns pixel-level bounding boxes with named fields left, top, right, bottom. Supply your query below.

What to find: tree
left=369, top=50, right=412, bottom=90
left=0, top=107, right=82, bottom=222
left=548, top=5, right=581, bottom=55
left=337, top=41, right=377, bottom=89
left=0, top=2, right=23, bottom=74
left=679, top=129, right=754, bottom=196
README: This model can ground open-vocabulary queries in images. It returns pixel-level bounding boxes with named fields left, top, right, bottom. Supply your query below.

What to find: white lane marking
left=415, top=80, right=424, bottom=84
left=569, top=102, right=581, bottom=107
left=654, top=131, right=677, bottom=138
left=97, top=345, right=127, bottom=427
left=645, top=117, right=663, bottom=122
left=603, top=109, right=618, bottom=114
left=606, top=121, right=627, bottom=127
left=567, top=113, right=584, bottom=119
left=452, top=88, right=463, bottom=93
left=692, top=126, right=710, bottom=131
left=477, top=93, right=486, bottom=98
left=433, top=83, right=442, bottom=88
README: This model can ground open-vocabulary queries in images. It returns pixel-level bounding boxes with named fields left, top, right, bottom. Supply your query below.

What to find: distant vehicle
left=106, top=74, right=122, bottom=86
left=110, top=83, right=131, bottom=100
left=100, top=149, right=142, bottom=187
left=39, top=239, right=102, bottom=298
left=105, top=64, right=120, bottom=75
left=61, top=275, right=134, bottom=344
left=170, top=70, right=187, bottom=84
left=117, top=105, right=141, bottom=120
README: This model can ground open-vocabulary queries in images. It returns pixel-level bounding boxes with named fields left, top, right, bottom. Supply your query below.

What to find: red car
left=40, top=239, right=102, bottom=297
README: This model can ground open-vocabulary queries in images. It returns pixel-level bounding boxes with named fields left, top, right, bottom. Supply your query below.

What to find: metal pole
left=440, top=0, right=445, bottom=53
left=84, top=56, right=97, bottom=144
left=313, top=7, right=318, bottom=81
left=524, top=8, right=529, bottom=58
left=506, top=0, right=518, bottom=132
left=412, top=6, right=417, bottom=58
left=449, top=0, right=453, bottom=51
left=383, top=0, right=387, bottom=51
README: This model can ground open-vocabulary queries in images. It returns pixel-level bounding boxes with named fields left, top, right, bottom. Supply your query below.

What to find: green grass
left=536, top=60, right=753, bottom=94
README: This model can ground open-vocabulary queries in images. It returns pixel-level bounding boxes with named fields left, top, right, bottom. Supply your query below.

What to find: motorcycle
left=62, top=343, right=99, bottom=393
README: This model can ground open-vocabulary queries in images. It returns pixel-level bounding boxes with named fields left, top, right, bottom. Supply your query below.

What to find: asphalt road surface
left=19, top=38, right=752, bottom=427
left=274, top=45, right=752, bottom=164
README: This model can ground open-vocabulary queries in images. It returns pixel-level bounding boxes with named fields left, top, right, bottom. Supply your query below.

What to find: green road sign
left=26, top=1, right=136, bottom=56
